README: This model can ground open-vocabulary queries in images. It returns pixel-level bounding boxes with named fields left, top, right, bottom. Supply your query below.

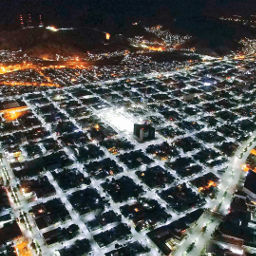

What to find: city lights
left=97, top=107, right=137, bottom=134
left=198, top=180, right=217, bottom=192
left=46, top=25, right=59, bottom=32
left=0, top=106, right=29, bottom=122
left=1, top=2, right=256, bottom=256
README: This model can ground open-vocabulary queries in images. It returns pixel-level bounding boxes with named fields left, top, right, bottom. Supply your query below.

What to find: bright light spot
left=38, top=209, right=44, bottom=214
left=94, top=123, right=100, bottom=131
left=198, top=180, right=217, bottom=192
left=251, top=148, right=256, bottom=156
left=202, top=56, right=216, bottom=61
left=218, top=242, right=244, bottom=255
left=241, top=163, right=250, bottom=172
left=233, top=55, right=245, bottom=60
left=0, top=106, right=29, bottom=122
left=41, top=55, right=52, bottom=61
left=140, top=44, right=165, bottom=51
left=105, top=33, right=111, bottom=40
left=97, top=107, right=140, bottom=134
left=14, top=237, right=33, bottom=256
left=46, top=26, right=59, bottom=32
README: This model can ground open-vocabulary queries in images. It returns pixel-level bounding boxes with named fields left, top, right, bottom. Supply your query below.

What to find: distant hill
left=0, top=16, right=254, bottom=59
left=0, top=27, right=132, bottom=58
left=162, top=16, right=255, bottom=56
left=0, top=24, right=165, bottom=58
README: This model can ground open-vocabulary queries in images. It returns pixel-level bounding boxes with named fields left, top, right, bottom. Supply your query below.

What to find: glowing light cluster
left=242, top=163, right=251, bottom=172
left=140, top=44, right=165, bottom=52
left=233, top=55, right=245, bottom=60
left=46, top=25, right=59, bottom=32
left=108, top=147, right=118, bottom=155
left=250, top=148, right=256, bottom=156
left=94, top=123, right=100, bottom=131
left=14, top=237, right=33, bottom=256
left=198, top=180, right=217, bottom=192
left=1, top=81, right=60, bottom=88
left=0, top=106, right=29, bottom=122
left=40, top=61, right=88, bottom=70
left=105, top=33, right=111, bottom=40
left=97, top=107, right=138, bottom=134
left=0, top=63, right=35, bottom=75
left=0, top=59, right=88, bottom=88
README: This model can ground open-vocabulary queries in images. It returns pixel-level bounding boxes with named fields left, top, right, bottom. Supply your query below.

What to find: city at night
left=1, top=1, right=256, bottom=255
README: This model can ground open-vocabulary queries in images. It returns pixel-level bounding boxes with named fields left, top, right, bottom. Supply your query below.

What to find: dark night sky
left=0, top=0, right=255, bottom=29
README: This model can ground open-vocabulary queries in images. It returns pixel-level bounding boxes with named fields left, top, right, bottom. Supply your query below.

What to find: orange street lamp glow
left=242, top=164, right=250, bottom=172
left=106, top=33, right=111, bottom=40
left=250, top=149, right=256, bottom=156
left=0, top=59, right=89, bottom=89
left=0, top=106, right=29, bottom=122
left=94, top=124, right=100, bottom=131
left=0, top=81, right=60, bottom=88
left=140, top=44, right=165, bottom=52
left=14, top=238, right=33, bottom=256
left=233, top=55, right=245, bottom=60
left=198, top=180, right=217, bottom=192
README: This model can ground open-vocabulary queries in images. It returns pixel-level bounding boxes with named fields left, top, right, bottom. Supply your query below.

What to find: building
left=133, top=123, right=155, bottom=142
left=244, top=170, right=256, bottom=200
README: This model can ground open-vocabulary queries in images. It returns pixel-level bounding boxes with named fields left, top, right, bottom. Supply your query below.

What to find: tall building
left=18, top=14, right=24, bottom=28
left=27, top=13, right=32, bottom=27
left=134, top=123, right=155, bottom=142
left=39, top=14, right=44, bottom=27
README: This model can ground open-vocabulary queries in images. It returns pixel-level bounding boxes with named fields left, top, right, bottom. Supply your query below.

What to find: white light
left=98, top=107, right=140, bottom=134
left=46, top=26, right=59, bottom=32
left=219, top=242, right=244, bottom=255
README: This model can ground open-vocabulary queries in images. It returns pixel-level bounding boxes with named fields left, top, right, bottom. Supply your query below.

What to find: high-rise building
left=39, top=14, right=44, bottom=27
left=18, top=14, right=24, bottom=27
left=27, top=13, right=32, bottom=27
left=134, top=123, right=155, bottom=142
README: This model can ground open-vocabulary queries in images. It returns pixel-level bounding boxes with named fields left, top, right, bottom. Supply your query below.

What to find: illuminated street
left=1, top=2, right=256, bottom=256
left=0, top=49, right=256, bottom=256
left=173, top=134, right=256, bottom=256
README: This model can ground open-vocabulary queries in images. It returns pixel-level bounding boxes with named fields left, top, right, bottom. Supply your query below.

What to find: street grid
left=0, top=55, right=256, bottom=255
